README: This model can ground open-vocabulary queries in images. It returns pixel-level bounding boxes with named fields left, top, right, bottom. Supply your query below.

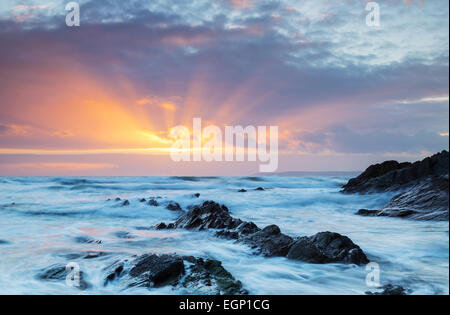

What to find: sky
left=0, top=0, right=448, bottom=176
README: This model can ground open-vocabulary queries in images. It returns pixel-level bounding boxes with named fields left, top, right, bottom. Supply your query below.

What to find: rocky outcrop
left=365, top=284, right=409, bottom=295
left=181, top=257, right=248, bottom=295
left=286, top=232, right=369, bottom=264
left=343, top=151, right=449, bottom=221
left=342, top=150, right=448, bottom=193
left=156, top=201, right=369, bottom=265
left=103, top=253, right=247, bottom=294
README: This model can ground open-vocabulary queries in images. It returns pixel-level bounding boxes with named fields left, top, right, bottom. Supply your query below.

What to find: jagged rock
left=166, top=202, right=182, bottom=211
left=366, top=284, right=409, bottom=295
left=242, top=225, right=294, bottom=257
left=356, top=176, right=449, bottom=221
left=128, top=254, right=185, bottom=287
left=182, top=258, right=248, bottom=295
left=287, top=232, right=369, bottom=265
left=342, top=150, right=448, bottom=193
left=36, top=264, right=91, bottom=290
left=174, top=201, right=242, bottom=230
left=155, top=222, right=167, bottom=230
left=104, top=260, right=125, bottom=286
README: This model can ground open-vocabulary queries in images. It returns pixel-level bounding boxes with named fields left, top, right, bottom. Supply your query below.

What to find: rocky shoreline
left=342, top=150, right=449, bottom=221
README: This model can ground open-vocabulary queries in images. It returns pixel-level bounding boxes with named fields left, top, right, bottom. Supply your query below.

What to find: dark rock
left=148, top=199, right=159, bottom=206
left=366, top=284, right=409, bottom=295
left=155, top=222, right=167, bottom=230
left=193, top=193, right=201, bottom=198
left=104, top=261, right=124, bottom=286
left=113, top=231, right=136, bottom=239
left=174, top=201, right=242, bottom=231
left=36, top=264, right=91, bottom=290
left=238, top=189, right=247, bottom=192
left=115, top=197, right=121, bottom=201
left=73, top=236, right=102, bottom=244
left=0, top=240, right=11, bottom=245
left=255, top=187, right=265, bottom=191
left=182, top=258, right=248, bottom=295
left=139, top=198, right=146, bottom=202
left=121, top=200, right=130, bottom=206
left=83, top=251, right=109, bottom=259
left=166, top=202, right=182, bottom=211
left=356, top=177, right=449, bottom=221
left=128, top=254, right=185, bottom=287
left=242, top=225, right=294, bottom=257
left=287, top=231, right=369, bottom=265
left=342, top=150, right=449, bottom=193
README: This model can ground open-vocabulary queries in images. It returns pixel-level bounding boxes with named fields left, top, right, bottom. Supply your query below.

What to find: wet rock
left=83, top=251, right=109, bottom=259
left=121, top=200, right=130, bottom=206
left=255, top=187, right=265, bottom=191
left=103, top=260, right=125, bottom=286
left=193, top=193, right=201, bottom=198
left=238, top=189, right=247, bottom=192
left=342, top=150, right=449, bottom=194
left=115, top=197, right=121, bottom=201
left=287, top=231, right=369, bottom=265
left=356, top=176, right=449, bottom=221
left=128, top=254, right=185, bottom=287
left=73, top=236, right=102, bottom=244
left=113, top=231, right=136, bottom=239
left=366, top=284, right=409, bottom=295
left=139, top=198, right=146, bottom=202
left=36, top=264, right=91, bottom=290
left=155, top=222, right=167, bottom=230
left=167, top=202, right=182, bottom=211
left=148, top=199, right=159, bottom=206
left=174, top=201, right=242, bottom=231
left=242, top=225, right=294, bottom=257
left=182, top=258, right=248, bottom=295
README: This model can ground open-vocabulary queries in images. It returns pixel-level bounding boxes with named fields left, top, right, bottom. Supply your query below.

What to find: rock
left=155, top=222, right=167, bottom=230
left=104, top=261, right=125, bottom=286
left=128, top=254, right=185, bottom=287
left=174, top=201, right=242, bottom=231
left=36, top=264, right=91, bottom=290
left=242, top=225, right=294, bottom=257
left=0, top=240, right=11, bottom=245
left=83, top=251, right=109, bottom=259
left=115, top=197, right=121, bottom=201
left=366, top=284, right=408, bottom=295
left=193, top=193, right=200, bottom=198
left=73, top=236, right=102, bottom=244
left=121, top=200, right=130, bottom=206
left=182, top=258, right=248, bottom=295
left=166, top=202, right=182, bottom=211
left=148, top=199, right=159, bottom=206
left=113, top=231, right=136, bottom=239
left=255, top=187, right=265, bottom=191
left=342, top=150, right=449, bottom=193
left=139, top=198, right=146, bottom=202
left=287, top=231, right=369, bottom=265
left=356, top=176, right=449, bottom=221
left=238, top=189, right=247, bottom=192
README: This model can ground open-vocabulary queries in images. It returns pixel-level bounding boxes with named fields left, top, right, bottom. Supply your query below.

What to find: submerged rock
left=287, top=232, right=369, bottom=265
left=36, top=264, right=91, bottom=290
left=255, top=187, right=265, bottom=191
left=238, top=189, right=247, bottom=192
left=73, top=236, right=102, bottom=244
left=121, top=200, right=130, bottom=206
left=366, top=284, right=409, bottom=295
left=148, top=199, right=159, bottom=206
left=166, top=202, right=182, bottom=211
